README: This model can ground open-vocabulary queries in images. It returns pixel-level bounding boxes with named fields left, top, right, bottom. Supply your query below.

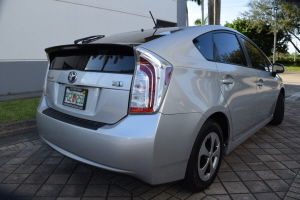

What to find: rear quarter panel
left=139, top=27, right=233, bottom=182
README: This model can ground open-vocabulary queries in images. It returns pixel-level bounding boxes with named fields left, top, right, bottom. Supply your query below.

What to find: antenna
left=149, top=11, right=157, bottom=27
left=149, top=11, right=162, bottom=29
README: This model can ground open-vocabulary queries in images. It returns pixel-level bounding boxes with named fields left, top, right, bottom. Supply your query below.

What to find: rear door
left=213, top=32, right=259, bottom=140
left=240, top=38, right=279, bottom=124
left=45, top=44, right=135, bottom=124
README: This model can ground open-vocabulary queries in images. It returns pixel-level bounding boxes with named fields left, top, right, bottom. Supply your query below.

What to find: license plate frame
left=63, top=87, right=88, bottom=110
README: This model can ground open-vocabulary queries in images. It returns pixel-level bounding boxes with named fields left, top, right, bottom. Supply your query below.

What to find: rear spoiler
left=45, top=44, right=133, bottom=63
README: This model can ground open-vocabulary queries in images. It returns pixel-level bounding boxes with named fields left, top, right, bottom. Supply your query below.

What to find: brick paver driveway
left=0, top=74, right=300, bottom=200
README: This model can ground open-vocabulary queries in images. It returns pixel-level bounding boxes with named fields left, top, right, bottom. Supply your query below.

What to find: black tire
left=269, top=93, right=284, bottom=125
left=184, top=120, right=223, bottom=192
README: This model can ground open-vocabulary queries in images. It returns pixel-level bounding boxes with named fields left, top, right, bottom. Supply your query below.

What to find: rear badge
left=112, top=81, right=123, bottom=87
left=68, top=71, right=77, bottom=83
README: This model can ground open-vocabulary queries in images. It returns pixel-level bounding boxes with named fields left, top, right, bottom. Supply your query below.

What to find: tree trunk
left=288, top=38, right=300, bottom=53
left=289, top=31, right=300, bottom=42
left=214, top=0, right=221, bottom=25
left=201, top=0, right=204, bottom=25
left=208, top=0, right=214, bottom=25
left=285, top=31, right=300, bottom=53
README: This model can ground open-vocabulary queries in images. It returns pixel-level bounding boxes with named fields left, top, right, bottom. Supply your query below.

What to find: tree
left=278, top=0, right=300, bottom=52
left=194, top=16, right=208, bottom=25
left=186, top=0, right=201, bottom=25
left=225, top=18, right=288, bottom=57
left=187, top=0, right=201, bottom=5
left=241, top=0, right=300, bottom=53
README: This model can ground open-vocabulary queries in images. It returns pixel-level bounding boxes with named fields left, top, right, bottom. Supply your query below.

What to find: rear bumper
left=37, top=96, right=205, bottom=184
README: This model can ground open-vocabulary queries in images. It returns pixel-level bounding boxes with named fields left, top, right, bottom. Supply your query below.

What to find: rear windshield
left=50, top=46, right=135, bottom=74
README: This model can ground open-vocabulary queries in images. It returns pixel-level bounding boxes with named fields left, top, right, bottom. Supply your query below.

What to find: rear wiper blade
left=74, top=35, right=105, bottom=44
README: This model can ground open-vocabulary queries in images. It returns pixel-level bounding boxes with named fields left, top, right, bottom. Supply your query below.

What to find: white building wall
left=0, top=0, right=176, bottom=60
left=0, top=0, right=177, bottom=94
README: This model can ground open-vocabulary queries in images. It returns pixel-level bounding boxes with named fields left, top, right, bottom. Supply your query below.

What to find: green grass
left=284, top=63, right=300, bottom=71
left=0, top=98, right=40, bottom=123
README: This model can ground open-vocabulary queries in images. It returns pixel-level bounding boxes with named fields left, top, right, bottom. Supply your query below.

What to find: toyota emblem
left=68, top=71, right=77, bottom=83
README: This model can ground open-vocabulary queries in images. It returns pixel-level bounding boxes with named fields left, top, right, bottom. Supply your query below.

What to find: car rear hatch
left=44, top=44, right=135, bottom=125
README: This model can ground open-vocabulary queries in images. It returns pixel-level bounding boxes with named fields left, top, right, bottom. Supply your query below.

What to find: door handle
left=221, top=79, right=234, bottom=84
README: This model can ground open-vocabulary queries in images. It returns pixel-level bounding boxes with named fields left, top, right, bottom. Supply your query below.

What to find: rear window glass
left=193, top=32, right=214, bottom=60
left=51, top=47, right=135, bottom=74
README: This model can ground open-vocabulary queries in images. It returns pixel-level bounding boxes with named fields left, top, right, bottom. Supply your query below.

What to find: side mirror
left=272, top=63, right=285, bottom=74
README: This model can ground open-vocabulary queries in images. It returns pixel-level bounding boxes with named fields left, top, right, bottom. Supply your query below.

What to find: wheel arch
left=280, top=87, right=285, bottom=99
left=206, top=112, right=230, bottom=147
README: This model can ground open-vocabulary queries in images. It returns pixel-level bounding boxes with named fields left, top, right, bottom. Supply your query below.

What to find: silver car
left=37, top=25, right=285, bottom=191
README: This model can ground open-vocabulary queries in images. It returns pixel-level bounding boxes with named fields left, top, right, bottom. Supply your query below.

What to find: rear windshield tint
left=50, top=47, right=135, bottom=74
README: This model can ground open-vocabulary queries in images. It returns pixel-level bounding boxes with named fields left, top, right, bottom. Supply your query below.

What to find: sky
left=186, top=0, right=296, bottom=54
left=187, top=0, right=249, bottom=26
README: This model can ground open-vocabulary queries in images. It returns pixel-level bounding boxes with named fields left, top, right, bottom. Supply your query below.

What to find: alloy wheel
left=197, top=132, right=221, bottom=181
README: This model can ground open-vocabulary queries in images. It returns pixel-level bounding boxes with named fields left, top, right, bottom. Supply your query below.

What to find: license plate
left=63, top=87, right=88, bottom=110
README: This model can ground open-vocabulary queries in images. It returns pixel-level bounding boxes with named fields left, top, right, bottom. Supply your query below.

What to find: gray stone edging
left=0, top=118, right=37, bottom=136
left=0, top=137, right=44, bottom=154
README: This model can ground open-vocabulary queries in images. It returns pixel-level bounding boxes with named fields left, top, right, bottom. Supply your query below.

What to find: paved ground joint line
left=285, top=172, right=300, bottom=200
left=286, top=92, right=300, bottom=101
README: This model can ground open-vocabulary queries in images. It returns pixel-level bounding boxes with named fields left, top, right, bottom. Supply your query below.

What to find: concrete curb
left=284, top=71, right=300, bottom=74
left=0, top=91, right=42, bottom=102
left=0, top=118, right=37, bottom=136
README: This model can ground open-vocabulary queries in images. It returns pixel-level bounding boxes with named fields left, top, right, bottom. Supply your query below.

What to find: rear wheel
left=269, top=93, right=284, bottom=125
left=184, top=120, right=223, bottom=192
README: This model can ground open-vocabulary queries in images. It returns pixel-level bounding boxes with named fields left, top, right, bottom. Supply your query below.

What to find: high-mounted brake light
left=130, top=48, right=173, bottom=113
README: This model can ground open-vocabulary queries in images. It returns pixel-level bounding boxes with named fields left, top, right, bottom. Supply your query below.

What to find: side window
left=242, top=38, right=272, bottom=71
left=213, top=33, right=247, bottom=66
left=193, top=32, right=213, bottom=60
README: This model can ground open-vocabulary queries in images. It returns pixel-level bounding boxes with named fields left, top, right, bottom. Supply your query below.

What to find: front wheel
left=184, top=120, right=223, bottom=192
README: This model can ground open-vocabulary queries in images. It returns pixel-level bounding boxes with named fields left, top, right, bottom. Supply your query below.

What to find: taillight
left=130, top=47, right=173, bottom=113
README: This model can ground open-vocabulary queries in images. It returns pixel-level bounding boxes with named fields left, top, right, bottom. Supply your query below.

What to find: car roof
left=92, top=27, right=186, bottom=44
left=93, top=25, right=238, bottom=45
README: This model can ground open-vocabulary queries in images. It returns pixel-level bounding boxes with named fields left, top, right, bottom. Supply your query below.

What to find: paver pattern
left=0, top=100, right=299, bottom=200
